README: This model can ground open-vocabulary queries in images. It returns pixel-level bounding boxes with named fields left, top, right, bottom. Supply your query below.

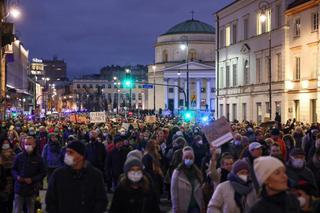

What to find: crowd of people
left=0, top=114, right=320, bottom=213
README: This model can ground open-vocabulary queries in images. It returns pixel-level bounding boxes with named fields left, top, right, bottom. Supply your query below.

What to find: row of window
left=75, top=84, right=145, bottom=89
left=167, top=87, right=215, bottom=93
left=219, top=101, right=281, bottom=122
left=161, top=49, right=198, bottom=63
left=220, top=4, right=281, bottom=48
left=293, top=13, right=319, bottom=37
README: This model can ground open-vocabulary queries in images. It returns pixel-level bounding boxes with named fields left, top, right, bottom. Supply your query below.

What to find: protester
left=207, top=159, right=257, bottom=213
left=12, top=135, right=46, bottom=213
left=171, top=146, right=205, bottom=213
left=42, top=133, right=63, bottom=181
left=249, top=156, right=301, bottom=212
left=45, top=141, right=108, bottom=213
left=0, top=138, right=16, bottom=213
left=109, top=156, right=160, bottom=213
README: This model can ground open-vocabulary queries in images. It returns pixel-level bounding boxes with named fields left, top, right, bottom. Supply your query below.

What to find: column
left=184, top=79, right=188, bottom=108
left=135, top=91, right=139, bottom=109
left=142, top=92, right=145, bottom=110
left=174, top=80, right=179, bottom=110
left=196, top=80, right=201, bottom=110
left=180, top=79, right=185, bottom=109
left=206, top=79, right=211, bottom=111
left=164, top=79, right=168, bottom=109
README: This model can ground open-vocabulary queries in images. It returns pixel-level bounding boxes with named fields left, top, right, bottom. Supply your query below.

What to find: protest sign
left=202, top=116, right=233, bottom=147
left=89, top=112, right=106, bottom=123
left=145, top=115, right=156, bottom=123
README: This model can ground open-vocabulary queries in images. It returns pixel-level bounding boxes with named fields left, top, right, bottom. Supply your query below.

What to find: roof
left=162, top=19, right=215, bottom=35
left=287, top=0, right=311, bottom=9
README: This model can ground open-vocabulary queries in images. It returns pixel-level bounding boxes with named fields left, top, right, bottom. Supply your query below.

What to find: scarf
left=228, top=172, right=253, bottom=213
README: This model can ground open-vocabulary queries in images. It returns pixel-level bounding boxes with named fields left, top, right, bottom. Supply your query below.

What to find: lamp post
left=180, top=37, right=189, bottom=110
left=42, top=77, right=50, bottom=115
left=259, top=1, right=272, bottom=120
left=152, top=65, right=156, bottom=112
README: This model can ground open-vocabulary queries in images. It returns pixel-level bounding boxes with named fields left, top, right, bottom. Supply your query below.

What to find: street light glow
left=113, top=76, right=117, bottom=80
left=152, top=65, right=156, bottom=71
left=125, top=69, right=130, bottom=73
left=260, top=13, right=267, bottom=23
left=180, top=44, right=187, bottom=51
left=10, top=7, right=21, bottom=19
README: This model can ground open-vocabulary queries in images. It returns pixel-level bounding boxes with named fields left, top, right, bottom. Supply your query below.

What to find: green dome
left=163, top=19, right=215, bottom=35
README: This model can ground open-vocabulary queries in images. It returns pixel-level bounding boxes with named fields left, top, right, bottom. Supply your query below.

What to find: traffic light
left=123, top=79, right=133, bottom=88
left=182, top=110, right=194, bottom=122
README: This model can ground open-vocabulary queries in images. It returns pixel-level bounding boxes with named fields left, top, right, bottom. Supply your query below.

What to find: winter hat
left=254, top=156, right=284, bottom=186
left=67, top=141, right=86, bottom=157
left=123, top=156, right=143, bottom=173
left=249, top=142, right=262, bottom=151
left=182, top=146, right=194, bottom=159
left=271, top=128, right=280, bottom=136
left=232, top=159, right=249, bottom=174
left=127, top=149, right=143, bottom=161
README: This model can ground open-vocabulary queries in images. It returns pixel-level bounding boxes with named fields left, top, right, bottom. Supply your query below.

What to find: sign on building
left=89, top=112, right=106, bottom=123
left=30, top=58, right=44, bottom=75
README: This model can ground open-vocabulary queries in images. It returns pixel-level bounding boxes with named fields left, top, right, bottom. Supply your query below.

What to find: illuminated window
left=257, top=9, right=271, bottom=35
left=226, top=25, right=231, bottom=46
left=294, top=18, right=301, bottom=37
left=188, top=49, right=197, bottom=61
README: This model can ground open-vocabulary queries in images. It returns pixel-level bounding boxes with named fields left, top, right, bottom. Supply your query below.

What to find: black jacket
left=109, top=177, right=160, bottom=213
left=107, top=147, right=129, bottom=179
left=249, top=190, right=300, bottom=213
left=85, top=141, right=107, bottom=173
left=45, top=162, right=108, bottom=213
left=12, top=151, right=46, bottom=196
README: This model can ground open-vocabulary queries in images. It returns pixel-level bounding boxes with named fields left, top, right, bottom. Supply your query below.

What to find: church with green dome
left=147, top=18, right=216, bottom=114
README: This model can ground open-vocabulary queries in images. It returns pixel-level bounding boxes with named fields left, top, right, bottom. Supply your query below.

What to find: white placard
left=90, top=112, right=106, bottom=123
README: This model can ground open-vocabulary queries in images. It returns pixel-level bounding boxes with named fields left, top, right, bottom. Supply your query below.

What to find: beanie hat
left=123, top=156, right=143, bottom=173
left=127, top=149, right=143, bottom=161
left=254, top=156, right=284, bottom=186
left=67, top=141, right=86, bottom=157
left=232, top=159, right=249, bottom=174
left=182, top=146, right=194, bottom=159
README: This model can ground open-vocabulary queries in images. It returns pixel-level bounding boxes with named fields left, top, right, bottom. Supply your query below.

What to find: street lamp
left=152, top=65, right=156, bottom=112
left=9, top=6, right=21, bottom=19
left=259, top=0, right=272, bottom=120
left=125, top=69, right=132, bottom=110
left=180, top=37, right=189, bottom=110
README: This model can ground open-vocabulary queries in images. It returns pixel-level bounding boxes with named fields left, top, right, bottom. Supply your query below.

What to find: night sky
left=15, top=0, right=232, bottom=78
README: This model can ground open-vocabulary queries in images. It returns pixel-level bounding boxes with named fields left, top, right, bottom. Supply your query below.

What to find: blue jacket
left=12, top=151, right=46, bottom=196
left=42, top=142, right=63, bottom=168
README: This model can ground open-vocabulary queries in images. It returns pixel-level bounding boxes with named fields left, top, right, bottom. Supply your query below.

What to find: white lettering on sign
left=32, top=58, right=43, bottom=63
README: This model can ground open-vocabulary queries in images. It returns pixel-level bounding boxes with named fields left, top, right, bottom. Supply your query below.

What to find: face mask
left=292, top=159, right=305, bottom=169
left=198, top=140, right=203, bottom=145
left=2, top=144, right=10, bottom=150
left=234, top=140, right=241, bottom=146
left=184, top=159, right=193, bottom=167
left=128, top=171, right=143, bottom=182
left=216, top=148, right=222, bottom=155
left=238, top=175, right=248, bottom=182
left=64, top=153, right=75, bottom=166
left=24, top=145, right=33, bottom=153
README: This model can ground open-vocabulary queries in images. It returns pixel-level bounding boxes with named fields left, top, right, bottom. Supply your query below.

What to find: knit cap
left=254, top=156, right=284, bottom=186
left=123, top=156, right=143, bottom=173
left=127, top=149, right=143, bottom=161
left=232, top=159, right=249, bottom=174
left=66, top=141, right=86, bottom=157
left=182, top=146, right=194, bottom=159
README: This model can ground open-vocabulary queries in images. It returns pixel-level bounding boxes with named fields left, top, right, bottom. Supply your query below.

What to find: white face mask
left=2, top=144, right=10, bottom=150
left=128, top=171, right=143, bottom=182
left=198, top=140, right=203, bottom=145
left=64, top=153, right=75, bottom=166
left=24, top=145, right=33, bottom=153
left=297, top=196, right=306, bottom=207
left=238, top=175, right=248, bottom=182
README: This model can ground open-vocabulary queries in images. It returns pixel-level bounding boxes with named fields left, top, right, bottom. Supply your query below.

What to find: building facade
left=72, top=78, right=148, bottom=112
left=216, top=0, right=300, bottom=123
left=43, top=56, right=67, bottom=82
left=148, top=19, right=216, bottom=113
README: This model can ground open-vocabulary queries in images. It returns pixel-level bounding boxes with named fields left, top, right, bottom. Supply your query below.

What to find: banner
left=145, top=115, right=156, bottom=123
left=202, top=116, right=233, bottom=147
left=89, top=112, right=106, bottom=123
